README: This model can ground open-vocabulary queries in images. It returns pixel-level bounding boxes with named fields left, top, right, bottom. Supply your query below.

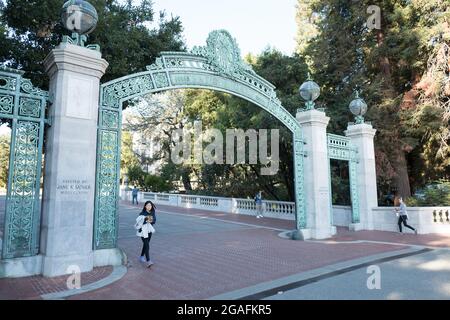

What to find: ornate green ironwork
left=327, top=133, right=360, bottom=223
left=94, top=30, right=307, bottom=249
left=62, top=32, right=100, bottom=51
left=0, top=67, right=49, bottom=259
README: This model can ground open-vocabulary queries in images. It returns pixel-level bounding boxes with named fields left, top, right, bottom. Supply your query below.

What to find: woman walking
left=395, top=197, right=417, bottom=234
left=135, top=201, right=157, bottom=267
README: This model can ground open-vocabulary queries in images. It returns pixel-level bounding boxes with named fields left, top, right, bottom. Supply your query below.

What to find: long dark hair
left=141, top=200, right=156, bottom=214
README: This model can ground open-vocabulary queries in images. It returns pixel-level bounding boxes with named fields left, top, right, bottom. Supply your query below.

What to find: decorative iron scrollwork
left=0, top=68, right=48, bottom=259
left=95, top=30, right=308, bottom=248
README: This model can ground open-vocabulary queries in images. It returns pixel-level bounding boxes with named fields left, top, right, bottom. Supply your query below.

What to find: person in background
left=395, top=197, right=417, bottom=234
left=135, top=201, right=157, bottom=268
left=132, top=185, right=139, bottom=205
left=255, top=191, right=264, bottom=218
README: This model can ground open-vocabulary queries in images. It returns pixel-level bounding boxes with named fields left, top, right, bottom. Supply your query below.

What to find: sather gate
left=0, top=2, right=378, bottom=278
left=94, top=30, right=307, bottom=249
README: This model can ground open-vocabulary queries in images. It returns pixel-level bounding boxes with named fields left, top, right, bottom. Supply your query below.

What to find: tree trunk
left=376, top=28, right=412, bottom=197
left=394, top=150, right=411, bottom=198
left=181, top=170, right=192, bottom=191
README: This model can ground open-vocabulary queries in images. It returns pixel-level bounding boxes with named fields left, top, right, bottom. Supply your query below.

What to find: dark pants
left=140, top=233, right=152, bottom=261
left=132, top=195, right=138, bottom=205
left=398, top=215, right=415, bottom=232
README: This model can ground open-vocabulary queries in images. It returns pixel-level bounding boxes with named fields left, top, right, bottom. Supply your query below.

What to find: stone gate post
left=40, top=43, right=108, bottom=277
left=345, top=123, right=377, bottom=230
left=296, top=109, right=336, bottom=239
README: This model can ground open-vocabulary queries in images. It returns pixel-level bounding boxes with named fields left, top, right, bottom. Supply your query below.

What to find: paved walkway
left=263, top=248, right=450, bottom=300
left=1, top=200, right=450, bottom=299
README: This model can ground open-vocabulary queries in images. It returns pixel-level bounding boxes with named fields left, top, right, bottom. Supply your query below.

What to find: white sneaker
left=256, top=215, right=261, bottom=218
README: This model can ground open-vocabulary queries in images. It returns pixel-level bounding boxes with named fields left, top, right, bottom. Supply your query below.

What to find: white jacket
left=135, top=215, right=155, bottom=238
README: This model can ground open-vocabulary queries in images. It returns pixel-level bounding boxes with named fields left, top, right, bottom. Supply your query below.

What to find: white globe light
left=61, top=0, right=98, bottom=35
left=299, top=80, right=320, bottom=102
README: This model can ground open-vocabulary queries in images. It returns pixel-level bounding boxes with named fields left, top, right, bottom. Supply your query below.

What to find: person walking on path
left=255, top=191, right=264, bottom=218
left=395, top=197, right=417, bottom=234
left=132, top=186, right=139, bottom=205
left=135, top=201, right=157, bottom=267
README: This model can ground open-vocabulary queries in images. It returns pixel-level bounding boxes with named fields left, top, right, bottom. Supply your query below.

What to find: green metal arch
left=94, top=31, right=307, bottom=249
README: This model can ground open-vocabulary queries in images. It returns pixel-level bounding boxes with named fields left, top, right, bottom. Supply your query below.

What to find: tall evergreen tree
left=296, top=0, right=450, bottom=199
left=0, top=0, right=185, bottom=88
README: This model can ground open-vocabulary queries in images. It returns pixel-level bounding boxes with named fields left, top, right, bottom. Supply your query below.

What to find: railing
left=122, top=189, right=450, bottom=234
left=236, top=199, right=256, bottom=211
left=432, top=209, right=450, bottom=224
left=265, top=201, right=296, bottom=215
left=119, top=190, right=358, bottom=223
left=181, top=195, right=197, bottom=205
left=120, top=190, right=298, bottom=220
left=327, top=133, right=358, bottom=161
left=200, top=197, right=218, bottom=207
left=156, top=194, right=169, bottom=201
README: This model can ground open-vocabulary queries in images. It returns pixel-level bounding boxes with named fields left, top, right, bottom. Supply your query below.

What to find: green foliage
left=144, top=174, right=171, bottom=192
left=330, top=160, right=351, bottom=205
left=404, top=196, right=421, bottom=207
left=167, top=49, right=309, bottom=201
left=0, top=134, right=10, bottom=188
left=126, top=165, right=171, bottom=192
left=407, top=180, right=450, bottom=206
left=0, top=0, right=185, bottom=88
left=296, top=0, right=450, bottom=199
left=127, top=164, right=146, bottom=188
left=120, top=131, right=140, bottom=182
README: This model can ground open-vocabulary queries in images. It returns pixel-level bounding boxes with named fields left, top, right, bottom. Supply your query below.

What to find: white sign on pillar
left=41, top=43, right=108, bottom=277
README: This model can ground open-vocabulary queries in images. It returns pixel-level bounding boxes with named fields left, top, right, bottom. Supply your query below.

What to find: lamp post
left=349, top=90, right=368, bottom=124
left=61, top=0, right=98, bottom=47
left=298, top=73, right=321, bottom=111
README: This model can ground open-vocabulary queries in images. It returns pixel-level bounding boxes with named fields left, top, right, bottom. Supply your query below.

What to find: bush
left=404, top=197, right=420, bottom=207
left=409, top=180, right=450, bottom=206
left=144, top=175, right=172, bottom=193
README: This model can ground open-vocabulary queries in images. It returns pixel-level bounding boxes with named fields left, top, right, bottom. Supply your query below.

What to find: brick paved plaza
left=1, top=198, right=449, bottom=300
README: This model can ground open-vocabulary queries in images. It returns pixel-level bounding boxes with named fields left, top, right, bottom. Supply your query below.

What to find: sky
left=152, top=0, right=298, bottom=56
left=0, top=1, right=299, bottom=137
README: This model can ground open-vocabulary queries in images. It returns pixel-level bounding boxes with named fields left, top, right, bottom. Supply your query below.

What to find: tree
left=0, top=134, right=10, bottom=189
left=295, top=0, right=450, bottom=199
left=168, top=49, right=309, bottom=201
left=120, top=131, right=140, bottom=183
left=144, top=174, right=171, bottom=192
left=0, top=0, right=185, bottom=88
left=123, top=90, right=193, bottom=190
left=127, top=164, right=146, bottom=188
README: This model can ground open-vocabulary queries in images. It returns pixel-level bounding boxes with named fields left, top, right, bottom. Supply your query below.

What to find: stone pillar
left=345, top=123, right=377, bottom=230
left=296, top=110, right=336, bottom=239
left=40, top=43, right=108, bottom=277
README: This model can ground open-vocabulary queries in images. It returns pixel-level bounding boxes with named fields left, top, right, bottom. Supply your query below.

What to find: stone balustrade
left=122, top=190, right=297, bottom=220
left=121, top=189, right=450, bottom=235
